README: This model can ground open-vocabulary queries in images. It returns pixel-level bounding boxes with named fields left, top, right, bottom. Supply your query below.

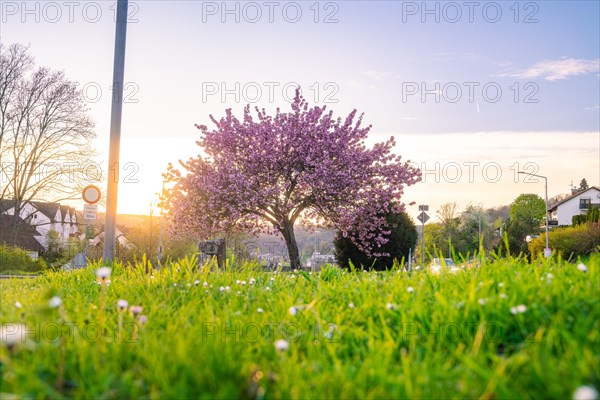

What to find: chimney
left=571, top=188, right=579, bottom=195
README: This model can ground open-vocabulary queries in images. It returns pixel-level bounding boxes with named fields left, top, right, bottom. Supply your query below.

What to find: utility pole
left=103, top=0, right=129, bottom=263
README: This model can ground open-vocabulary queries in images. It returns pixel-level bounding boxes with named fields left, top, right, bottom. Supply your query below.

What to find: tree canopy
left=163, top=90, right=421, bottom=269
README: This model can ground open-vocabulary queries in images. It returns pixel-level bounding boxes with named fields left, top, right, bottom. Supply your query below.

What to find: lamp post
left=518, top=171, right=550, bottom=257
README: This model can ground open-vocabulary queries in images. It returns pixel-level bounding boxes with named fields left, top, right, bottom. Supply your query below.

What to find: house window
left=580, top=198, right=592, bottom=209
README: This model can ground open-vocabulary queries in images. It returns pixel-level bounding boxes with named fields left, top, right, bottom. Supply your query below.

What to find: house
left=547, top=187, right=600, bottom=226
left=0, top=200, right=83, bottom=254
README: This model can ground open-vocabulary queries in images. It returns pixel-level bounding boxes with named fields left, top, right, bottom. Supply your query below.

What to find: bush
left=529, top=222, right=600, bottom=260
left=0, top=243, right=46, bottom=273
left=334, top=211, right=417, bottom=270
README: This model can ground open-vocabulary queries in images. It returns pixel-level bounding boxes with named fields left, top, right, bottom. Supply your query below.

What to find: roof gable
left=549, top=186, right=600, bottom=211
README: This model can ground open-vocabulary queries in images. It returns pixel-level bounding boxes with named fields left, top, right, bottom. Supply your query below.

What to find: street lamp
left=517, top=171, right=550, bottom=258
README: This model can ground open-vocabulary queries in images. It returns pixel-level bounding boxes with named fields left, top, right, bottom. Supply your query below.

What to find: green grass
left=1, top=255, right=599, bottom=399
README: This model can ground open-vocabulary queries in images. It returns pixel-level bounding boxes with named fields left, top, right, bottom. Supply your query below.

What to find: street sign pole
left=82, top=186, right=101, bottom=262
left=418, top=205, right=429, bottom=269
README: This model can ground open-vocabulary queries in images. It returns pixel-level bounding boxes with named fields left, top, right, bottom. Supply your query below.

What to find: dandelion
left=293, top=269, right=298, bottom=273
left=203, top=281, right=208, bottom=288
left=498, top=282, right=504, bottom=287
left=415, top=266, right=420, bottom=271
left=265, top=287, right=271, bottom=291
left=186, top=283, right=191, bottom=287
left=500, top=293, right=507, bottom=299
left=225, top=286, right=231, bottom=292
left=14, top=301, right=21, bottom=309
left=117, top=299, right=128, bottom=310
left=288, top=306, right=298, bottom=316
left=546, top=273, right=554, bottom=281
left=386, top=303, right=394, bottom=310
left=407, top=286, right=414, bottom=294
left=348, top=302, right=355, bottom=309
left=236, top=280, right=241, bottom=285
left=130, top=306, right=143, bottom=316
left=478, top=298, right=486, bottom=305
left=270, top=277, right=275, bottom=281
left=150, top=275, right=155, bottom=279
left=257, top=308, right=264, bottom=313
left=249, top=278, right=256, bottom=285
left=173, top=283, right=178, bottom=287
left=48, top=296, right=62, bottom=308
left=274, top=339, right=289, bottom=351
left=577, top=263, right=588, bottom=273
left=573, top=385, right=598, bottom=400
left=1, top=323, right=26, bottom=350
left=241, top=280, right=247, bottom=286
left=220, top=286, right=225, bottom=292
left=510, top=304, right=527, bottom=315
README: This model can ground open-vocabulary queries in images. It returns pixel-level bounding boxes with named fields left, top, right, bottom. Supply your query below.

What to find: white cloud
left=363, top=71, right=392, bottom=81
left=509, top=58, right=599, bottom=81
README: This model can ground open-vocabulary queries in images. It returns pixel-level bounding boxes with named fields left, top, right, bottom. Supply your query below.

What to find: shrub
left=0, top=243, right=46, bottom=273
left=572, top=214, right=587, bottom=226
left=334, top=211, right=417, bottom=270
left=529, top=222, right=600, bottom=260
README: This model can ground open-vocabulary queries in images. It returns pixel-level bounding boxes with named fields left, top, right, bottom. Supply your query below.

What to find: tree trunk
left=281, top=221, right=301, bottom=270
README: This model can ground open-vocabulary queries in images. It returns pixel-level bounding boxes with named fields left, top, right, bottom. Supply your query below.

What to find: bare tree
left=0, top=43, right=96, bottom=243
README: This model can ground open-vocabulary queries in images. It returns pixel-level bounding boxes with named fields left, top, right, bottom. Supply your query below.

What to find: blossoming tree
left=163, top=91, right=421, bottom=269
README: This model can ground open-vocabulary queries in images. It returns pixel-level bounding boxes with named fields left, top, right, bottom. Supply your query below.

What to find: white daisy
left=117, top=299, right=128, bottom=310
left=407, top=287, right=414, bottom=294
left=510, top=304, right=527, bottom=315
left=274, top=339, right=289, bottom=351
left=14, top=301, right=21, bottom=309
left=386, top=303, right=394, bottom=310
left=348, top=302, right=355, bottom=309
left=96, top=267, right=111, bottom=280
left=48, top=296, right=62, bottom=308
left=577, top=263, right=588, bottom=273
left=1, top=323, right=26, bottom=348
left=573, top=385, right=598, bottom=400
left=257, top=308, right=264, bottom=313
left=288, top=306, right=298, bottom=316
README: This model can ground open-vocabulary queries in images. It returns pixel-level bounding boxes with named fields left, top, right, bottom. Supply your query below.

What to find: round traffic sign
left=82, top=185, right=101, bottom=204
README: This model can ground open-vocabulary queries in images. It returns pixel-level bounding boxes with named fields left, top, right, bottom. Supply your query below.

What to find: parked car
left=429, top=258, right=460, bottom=274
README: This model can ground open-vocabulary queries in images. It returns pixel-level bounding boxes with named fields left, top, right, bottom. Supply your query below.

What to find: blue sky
left=2, top=0, right=599, bottom=219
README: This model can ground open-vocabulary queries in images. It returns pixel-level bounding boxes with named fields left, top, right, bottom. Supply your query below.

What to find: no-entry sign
left=82, top=185, right=101, bottom=205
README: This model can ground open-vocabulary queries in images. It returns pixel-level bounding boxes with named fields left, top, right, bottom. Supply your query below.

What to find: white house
left=548, top=187, right=600, bottom=226
left=0, top=200, right=82, bottom=251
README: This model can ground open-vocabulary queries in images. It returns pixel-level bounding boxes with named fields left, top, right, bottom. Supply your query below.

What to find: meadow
left=1, top=255, right=599, bottom=399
